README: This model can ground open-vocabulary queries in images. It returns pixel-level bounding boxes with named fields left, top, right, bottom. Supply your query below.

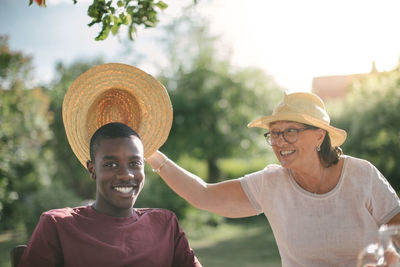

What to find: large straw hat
left=62, top=63, right=173, bottom=167
left=248, top=92, right=347, bottom=147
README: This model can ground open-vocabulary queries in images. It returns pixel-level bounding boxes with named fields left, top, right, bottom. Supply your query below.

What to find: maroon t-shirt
left=19, top=206, right=200, bottom=267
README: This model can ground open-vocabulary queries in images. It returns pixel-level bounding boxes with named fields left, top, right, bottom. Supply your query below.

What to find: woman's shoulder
left=243, top=163, right=286, bottom=181
left=263, top=163, right=287, bottom=175
left=342, top=155, right=383, bottom=185
left=342, top=155, right=378, bottom=172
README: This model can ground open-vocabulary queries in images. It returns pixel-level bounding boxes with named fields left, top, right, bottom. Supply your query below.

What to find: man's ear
left=87, top=160, right=96, bottom=180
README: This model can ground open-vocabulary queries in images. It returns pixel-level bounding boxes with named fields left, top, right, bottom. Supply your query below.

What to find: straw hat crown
left=248, top=92, right=347, bottom=147
left=62, top=63, right=173, bottom=167
left=273, top=92, right=330, bottom=123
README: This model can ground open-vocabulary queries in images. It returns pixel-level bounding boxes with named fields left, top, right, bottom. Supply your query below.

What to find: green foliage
left=28, top=0, right=200, bottom=41
left=22, top=183, right=83, bottom=235
left=177, top=155, right=208, bottom=178
left=0, top=36, right=55, bottom=229
left=0, top=37, right=32, bottom=85
left=158, top=17, right=283, bottom=181
left=135, top=166, right=189, bottom=218
left=181, top=207, right=225, bottom=238
left=331, top=66, right=400, bottom=190
left=87, top=0, right=169, bottom=41
left=219, top=156, right=277, bottom=180
left=45, top=60, right=104, bottom=199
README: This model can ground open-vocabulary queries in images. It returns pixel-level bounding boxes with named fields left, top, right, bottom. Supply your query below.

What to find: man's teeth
left=114, top=187, right=134, bottom=193
left=280, top=150, right=295, bottom=156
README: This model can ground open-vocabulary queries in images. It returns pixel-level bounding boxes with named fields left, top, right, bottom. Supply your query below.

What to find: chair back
left=10, top=244, right=27, bottom=267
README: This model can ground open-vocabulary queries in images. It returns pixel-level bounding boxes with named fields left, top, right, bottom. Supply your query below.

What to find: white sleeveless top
left=240, top=155, right=400, bottom=267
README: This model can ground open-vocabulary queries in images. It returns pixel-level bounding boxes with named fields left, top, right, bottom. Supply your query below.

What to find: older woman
left=147, top=92, right=400, bottom=266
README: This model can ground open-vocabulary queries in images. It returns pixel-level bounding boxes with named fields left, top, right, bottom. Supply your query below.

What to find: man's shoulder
left=135, top=208, right=177, bottom=221
left=135, top=208, right=175, bottom=215
left=41, top=206, right=88, bottom=220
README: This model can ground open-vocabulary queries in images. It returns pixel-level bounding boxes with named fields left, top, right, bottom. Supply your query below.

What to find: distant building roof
left=312, top=61, right=381, bottom=102
left=312, top=73, right=368, bottom=102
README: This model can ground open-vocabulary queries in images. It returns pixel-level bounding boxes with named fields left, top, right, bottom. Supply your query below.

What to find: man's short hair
left=89, top=122, right=141, bottom=162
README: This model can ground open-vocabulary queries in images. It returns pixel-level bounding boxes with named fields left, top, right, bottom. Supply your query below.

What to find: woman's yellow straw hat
left=248, top=92, right=347, bottom=147
left=62, top=63, right=173, bottom=166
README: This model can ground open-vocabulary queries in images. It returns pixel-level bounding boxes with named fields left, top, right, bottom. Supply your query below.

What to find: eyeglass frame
left=264, top=127, right=314, bottom=146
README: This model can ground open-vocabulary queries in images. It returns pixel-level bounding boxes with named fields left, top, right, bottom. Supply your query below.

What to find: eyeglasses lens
left=284, top=129, right=298, bottom=142
left=265, top=129, right=300, bottom=145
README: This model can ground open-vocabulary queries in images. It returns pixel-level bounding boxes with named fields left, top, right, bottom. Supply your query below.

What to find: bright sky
left=1, top=0, right=400, bottom=91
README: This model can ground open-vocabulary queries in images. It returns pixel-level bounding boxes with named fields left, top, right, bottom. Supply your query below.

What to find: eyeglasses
left=264, top=128, right=312, bottom=146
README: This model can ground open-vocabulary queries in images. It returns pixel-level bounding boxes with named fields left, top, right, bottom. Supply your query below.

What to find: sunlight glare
left=204, top=0, right=400, bottom=91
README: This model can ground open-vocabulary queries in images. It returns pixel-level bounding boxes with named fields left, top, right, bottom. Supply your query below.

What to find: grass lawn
left=0, top=216, right=281, bottom=267
left=0, top=230, right=27, bottom=267
left=188, top=216, right=282, bottom=267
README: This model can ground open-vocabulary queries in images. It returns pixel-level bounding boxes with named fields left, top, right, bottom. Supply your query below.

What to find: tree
left=0, top=36, right=55, bottom=229
left=331, top=65, right=400, bottom=190
left=29, top=0, right=196, bottom=41
left=158, top=17, right=283, bottom=182
left=45, top=59, right=104, bottom=199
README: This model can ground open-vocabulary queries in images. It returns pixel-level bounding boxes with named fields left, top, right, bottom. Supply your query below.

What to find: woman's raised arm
left=147, top=151, right=257, bottom=218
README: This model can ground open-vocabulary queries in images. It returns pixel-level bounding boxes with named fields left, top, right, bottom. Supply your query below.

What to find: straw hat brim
left=248, top=112, right=347, bottom=147
left=62, top=63, right=173, bottom=167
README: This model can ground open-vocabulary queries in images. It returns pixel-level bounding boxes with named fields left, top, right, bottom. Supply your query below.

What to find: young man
left=19, top=122, right=201, bottom=267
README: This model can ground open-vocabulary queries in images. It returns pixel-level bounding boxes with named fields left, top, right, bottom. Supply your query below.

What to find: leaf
left=126, top=6, right=134, bottom=13
left=155, top=1, right=168, bottom=10
left=87, top=4, right=99, bottom=18
left=144, top=20, right=156, bottom=27
left=88, top=20, right=97, bottom=27
left=117, top=0, right=124, bottom=7
left=128, top=24, right=137, bottom=41
left=95, top=24, right=111, bottom=41
left=125, top=13, right=132, bottom=25
left=119, top=13, right=127, bottom=24
left=103, top=14, right=111, bottom=24
left=111, top=24, right=120, bottom=35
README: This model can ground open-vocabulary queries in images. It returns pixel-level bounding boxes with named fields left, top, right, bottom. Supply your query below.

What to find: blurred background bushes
left=328, top=65, right=400, bottom=190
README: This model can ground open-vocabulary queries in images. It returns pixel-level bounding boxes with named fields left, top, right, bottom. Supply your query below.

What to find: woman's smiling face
left=269, top=121, right=325, bottom=170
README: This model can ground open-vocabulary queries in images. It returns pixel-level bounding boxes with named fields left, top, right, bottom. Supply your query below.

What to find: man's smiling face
left=88, top=136, right=145, bottom=217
